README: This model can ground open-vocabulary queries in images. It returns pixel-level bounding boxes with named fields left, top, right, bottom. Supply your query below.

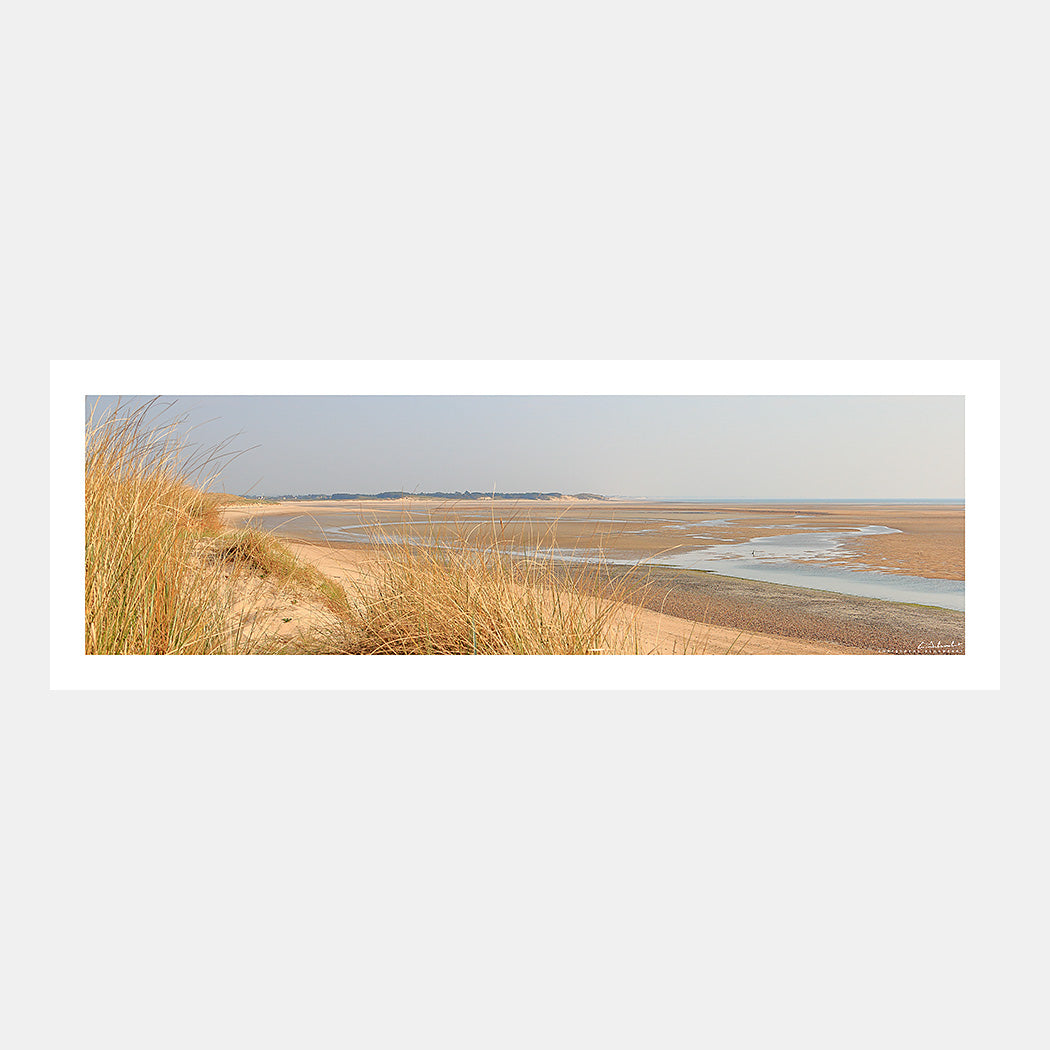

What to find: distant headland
left=239, top=491, right=612, bottom=502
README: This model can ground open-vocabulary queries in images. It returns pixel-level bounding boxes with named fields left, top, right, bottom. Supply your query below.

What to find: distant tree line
left=326, top=491, right=609, bottom=501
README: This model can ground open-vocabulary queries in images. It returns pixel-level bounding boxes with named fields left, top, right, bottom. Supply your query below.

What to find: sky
left=86, top=395, right=965, bottom=499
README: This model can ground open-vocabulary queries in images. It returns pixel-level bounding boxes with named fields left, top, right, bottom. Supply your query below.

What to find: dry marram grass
left=85, top=399, right=236, bottom=654
left=295, top=529, right=660, bottom=655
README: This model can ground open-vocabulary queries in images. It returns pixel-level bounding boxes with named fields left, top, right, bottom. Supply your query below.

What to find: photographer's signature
left=873, top=640, right=964, bottom=654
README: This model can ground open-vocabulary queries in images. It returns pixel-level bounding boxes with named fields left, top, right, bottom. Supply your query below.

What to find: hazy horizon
left=86, top=394, right=965, bottom=500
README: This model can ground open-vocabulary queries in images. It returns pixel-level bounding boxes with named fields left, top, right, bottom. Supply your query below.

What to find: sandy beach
left=220, top=499, right=964, bottom=654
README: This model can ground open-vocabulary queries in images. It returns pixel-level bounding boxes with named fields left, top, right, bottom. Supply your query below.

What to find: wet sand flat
left=224, top=499, right=964, bottom=579
left=222, top=500, right=964, bottom=655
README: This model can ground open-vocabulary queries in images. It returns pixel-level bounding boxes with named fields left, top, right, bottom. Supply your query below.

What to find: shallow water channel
left=647, top=525, right=965, bottom=611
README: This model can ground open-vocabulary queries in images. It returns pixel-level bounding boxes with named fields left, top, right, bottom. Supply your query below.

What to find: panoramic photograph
left=84, top=393, right=965, bottom=656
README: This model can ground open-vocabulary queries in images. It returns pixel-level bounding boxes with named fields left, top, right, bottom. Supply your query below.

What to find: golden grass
left=85, top=399, right=237, bottom=654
